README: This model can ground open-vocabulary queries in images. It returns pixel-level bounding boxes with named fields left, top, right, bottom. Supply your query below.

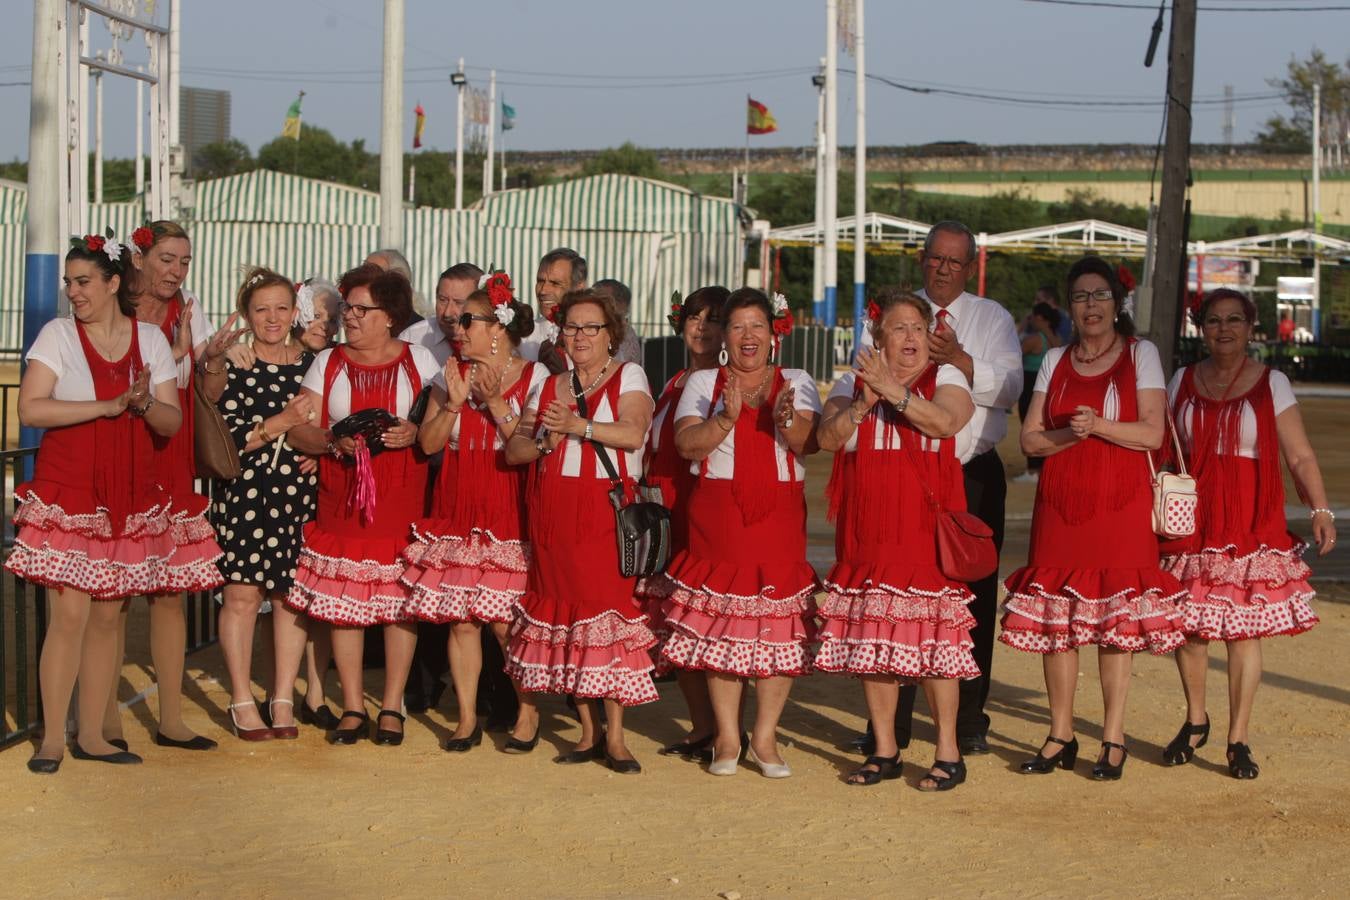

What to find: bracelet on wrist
left=893, top=385, right=912, bottom=415
left=258, top=423, right=275, bottom=444
left=494, top=410, right=516, bottom=426
left=848, top=404, right=867, bottom=426
left=130, top=395, right=155, bottom=417
left=582, top=419, right=594, bottom=441
left=712, top=413, right=734, bottom=432
left=1310, top=507, right=1336, bottom=520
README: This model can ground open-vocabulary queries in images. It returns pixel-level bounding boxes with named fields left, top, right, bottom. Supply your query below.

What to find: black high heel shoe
left=373, top=709, right=407, bottom=746
left=1227, top=742, right=1260, bottom=780
left=331, top=710, right=370, bottom=745
left=1019, top=735, right=1078, bottom=774
left=443, top=724, right=483, bottom=753
left=1162, top=716, right=1210, bottom=766
left=1091, top=741, right=1129, bottom=780
left=918, top=758, right=967, bottom=792
left=301, top=702, right=341, bottom=730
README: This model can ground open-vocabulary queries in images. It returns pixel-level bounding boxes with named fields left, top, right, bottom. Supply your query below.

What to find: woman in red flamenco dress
left=815, top=291, right=980, bottom=792
left=640, top=285, right=727, bottom=761
left=121, top=220, right=234, bottom=751
left=285, top=265, right=439, bottom=747
left=1157, top=289, right=1336, bottom=779
left=402, top=276, right=545, bottom=751
left=656, top=288, right=822, bottom=779
left=9, top=236, right=183, bottom=772
left=503, top=289, right=657, bottom=773
left=1002, top=256, right=1186, bottom=781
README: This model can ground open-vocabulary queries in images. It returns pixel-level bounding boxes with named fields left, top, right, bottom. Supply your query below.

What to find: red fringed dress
left=149, top=291, right=225, bottom=592
left=402, top=360, right=546, bottom=624
left=6, top=319, right=180, bottom=598
left=1001, top=339, right=1186, bottom=654
left=504, top=363, right=660, bottom=706
left=635, top=369, right=699, bottom=639
left=1159, top=365, right=1317, bottom=640
left=814, top=365, right=981, bottom=680
left=286, top=343, right=437, bottom=626
left=656, top=366, right=823, bottom=678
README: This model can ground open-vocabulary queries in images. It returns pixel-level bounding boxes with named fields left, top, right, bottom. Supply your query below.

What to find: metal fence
left=1176, top=338, right=1350, bottom=382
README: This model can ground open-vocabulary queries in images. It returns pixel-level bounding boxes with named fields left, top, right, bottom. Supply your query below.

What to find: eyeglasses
left=457, top=312, right=497, bottom=329
left=1202, top=314, right=1250, bottom=329
left=561, top=323, right=605, bottom=337
left=1069, top=289, right=1115, bottom=305
left=339, top=302, right=380, bottom=319
left=923, top=253, right=967, bottom=271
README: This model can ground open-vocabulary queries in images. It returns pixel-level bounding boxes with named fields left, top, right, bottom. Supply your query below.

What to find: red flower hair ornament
left=477, top=270, right=518, bottom=326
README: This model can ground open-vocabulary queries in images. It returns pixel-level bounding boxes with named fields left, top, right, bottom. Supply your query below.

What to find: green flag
left=501, top=99, right=515, bottom=132
left=281, top=92, right=304, bottom=140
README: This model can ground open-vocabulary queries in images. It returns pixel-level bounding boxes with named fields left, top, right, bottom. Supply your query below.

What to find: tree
left=257, top=124, right=373, bottom=185
left=1255, top=49, right=1350, bottom=152
left=193, top=139, right=255, bottom=179
left=581, top=142, right=664, bottom=179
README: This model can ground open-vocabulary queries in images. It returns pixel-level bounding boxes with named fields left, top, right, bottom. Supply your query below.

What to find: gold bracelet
left=712, top=413, right=734, bottom=432
left=255, top=423, right=274, bottom=444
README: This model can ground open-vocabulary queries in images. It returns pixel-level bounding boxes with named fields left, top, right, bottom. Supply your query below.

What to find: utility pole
left=1311, top=80, right=1322, bottom=338
left=823, top=0, right=839, bottom=328
left=452, top=59, right=466, bottom=210
left=812, top=59, right=826, bottom=321
left=93, top=68, right=103, bottom=203
left=135, top=66, right=145, bottom=196
left=24, top=0, right=61, bottom=452
left=168, top=0, right=182, bottom=218
left=1147, top=0, right=1196, bottom=376
left=851, top=0, right=866, bottom=350
left=378, top=0, right=404, bottom=250
left=484, top=69, right=496, bottom=196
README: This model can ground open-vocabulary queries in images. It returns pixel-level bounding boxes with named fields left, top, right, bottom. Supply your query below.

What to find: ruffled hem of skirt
left=505, top=608, right=658, bottom=705
left=1000, top=566, right=1186, bottom=655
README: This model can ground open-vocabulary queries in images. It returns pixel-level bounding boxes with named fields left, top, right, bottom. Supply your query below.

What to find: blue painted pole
left=852, top=280, right=865, bottom=354
left=824, top=285, right=837, bottom=332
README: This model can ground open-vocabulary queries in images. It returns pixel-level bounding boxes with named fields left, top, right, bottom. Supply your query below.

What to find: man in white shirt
left=858, top=220, right=1023, bottom=758
left=519, top=247, right=586, bottom=373
left=397, top=262, right=482, bottom=368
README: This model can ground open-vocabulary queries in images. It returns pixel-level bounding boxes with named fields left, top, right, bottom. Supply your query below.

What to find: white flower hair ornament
left=294, top=281, right=318, bottom=328
left=771, top=292, right=789, bottom=316
left=104, top=240, right=123, bottom=264
left=1121, top=293, right=1136, bottom=321
left=478, top=273, right=491, bottom=290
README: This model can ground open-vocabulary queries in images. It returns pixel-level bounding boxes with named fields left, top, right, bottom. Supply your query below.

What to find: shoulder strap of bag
left=1146, top=397, right=1188, bottom=480
left=573, top=368, right=624, bottom=488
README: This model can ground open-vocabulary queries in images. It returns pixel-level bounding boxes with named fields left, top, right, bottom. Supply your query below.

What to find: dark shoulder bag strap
left=572, top=369, right=623, bottom=487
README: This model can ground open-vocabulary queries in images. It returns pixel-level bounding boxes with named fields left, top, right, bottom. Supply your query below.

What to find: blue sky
left=0, top=0, right=1343, bottom=161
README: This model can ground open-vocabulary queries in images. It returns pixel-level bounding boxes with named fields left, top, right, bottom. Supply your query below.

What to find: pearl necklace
left=569, top=357, right=612, bottom=399
left=1073, top=334, right=1118, bottom=365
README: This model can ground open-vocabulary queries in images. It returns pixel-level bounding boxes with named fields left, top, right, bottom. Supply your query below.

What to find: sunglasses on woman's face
left=457, top=312, right=497, bottom=329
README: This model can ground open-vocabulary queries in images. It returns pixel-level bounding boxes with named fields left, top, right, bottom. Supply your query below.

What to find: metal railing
left=2, top=447, right=46, bottom=750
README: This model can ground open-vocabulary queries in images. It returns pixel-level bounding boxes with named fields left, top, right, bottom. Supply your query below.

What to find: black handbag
left=573, top=370, right=671, bottom=578
left=407, top=385, right=433, bottom=425
left=331, top=407, right=399, bottom=456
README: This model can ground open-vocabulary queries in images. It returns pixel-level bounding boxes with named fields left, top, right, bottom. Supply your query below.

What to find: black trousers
left=894, top=447, right=1007, bottom=741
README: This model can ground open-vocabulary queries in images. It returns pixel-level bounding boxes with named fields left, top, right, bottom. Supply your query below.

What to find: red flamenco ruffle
left=285, top=524, right=412, bottom=626
left=162, top=501, right=224, bottom=593
left=12, top=486, right=168, bottom=540
left=1161, top=542, right=1311, bottom=590
left=1000, top=567, right=1187, bottom=655
left=656, top=559, right=819, bottom=678
left=405, top=524, right=529, bottom=573
left=1162, top=546, right=1319, bottom=641
left=813, top=565, right=980, bottom=679
left=505, top=608, right=658, bottom=706
left=402, top=567, right=523, bottom=625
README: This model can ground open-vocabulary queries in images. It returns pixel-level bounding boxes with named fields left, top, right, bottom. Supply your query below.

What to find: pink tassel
left=350, top=435, right=378, bottom=524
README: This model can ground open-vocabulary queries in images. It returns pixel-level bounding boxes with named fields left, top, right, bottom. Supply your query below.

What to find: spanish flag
left=413, top=103, right=426, bottom=149
left=747, top=97, right=777, bottom=135
left=281, top=92, right=304, bottom=140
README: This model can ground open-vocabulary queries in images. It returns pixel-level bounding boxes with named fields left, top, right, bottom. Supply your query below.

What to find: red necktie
left=936, top=309, right=951, bottom=330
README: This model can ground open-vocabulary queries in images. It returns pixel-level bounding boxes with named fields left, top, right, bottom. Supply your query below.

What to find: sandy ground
left=1, top=386, right=1347, bottom=898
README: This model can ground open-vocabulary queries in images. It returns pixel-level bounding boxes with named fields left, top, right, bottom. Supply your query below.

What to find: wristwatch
left=893, top=385, right=912, bottom=414
left=582, top=419, right=594, bottom=441
left=535, top=433, right=553, bottom=456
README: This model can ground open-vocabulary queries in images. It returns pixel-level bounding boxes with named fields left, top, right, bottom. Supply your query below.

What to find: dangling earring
left=490, top=334, right=499, bottom=356
left=284, top=331, right=292, bottom=346
left=718, top=347, right=728, bottom=366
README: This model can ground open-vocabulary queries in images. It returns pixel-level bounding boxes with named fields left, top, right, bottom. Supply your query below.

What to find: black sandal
left=1091, top=741, right=1129, bottom=781
left=1227, top=742, right=1260, bottom=780
left=1019, top=735, right=1078, bottom=774
left=846, top=753, right=903, bottom=786
left=373, top=709, right=407, bottom=746
left=658, top=734, right=714, bottom=759
left=1162, top=716, right=1210, bottom=766
left=918, top=759, right=966, bottom=792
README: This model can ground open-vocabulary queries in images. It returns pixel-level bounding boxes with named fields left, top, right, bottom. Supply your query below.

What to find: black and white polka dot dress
left=213, top=353, right=318, bottom=594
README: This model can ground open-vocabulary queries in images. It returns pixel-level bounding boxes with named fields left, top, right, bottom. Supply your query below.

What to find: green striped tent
left=1, top=171, right=744, bottom=353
